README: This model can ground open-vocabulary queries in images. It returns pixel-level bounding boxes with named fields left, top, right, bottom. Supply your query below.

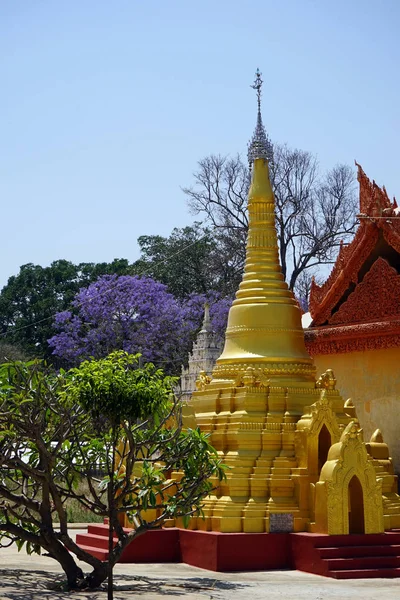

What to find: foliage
left=66, top=351, right=175, bottom=425
left=49, top=275, right=232, bottom=373
left=134, top=223, right=241, bottom=298
left=0, top=355, right=225, bottom=591
left=0, top=341, right=30, bottom=364
left=0, top=258, right=232, bottom=372
left=0, top=259, right=132, bottom=360
left=183, top=148, right=357, bottom=298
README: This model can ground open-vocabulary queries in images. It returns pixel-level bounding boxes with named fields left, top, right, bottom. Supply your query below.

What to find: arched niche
left=318, top=424, right=332, bottom=476
left=313, top=421, right=384, bottom=534
left=295, top=390, right=341, bottom=477
left=348, top=475, right=365, bottom=534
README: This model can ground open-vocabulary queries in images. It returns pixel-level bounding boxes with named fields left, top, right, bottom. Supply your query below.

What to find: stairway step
left=77, top=543, right=108, bottom=561
left=76, top=533, right=118, bottom=551
left=87, top=523, right=133, bottom=537
left=325, top=556, right=400, bottom=570
left=313, top=532, right=400, bottom=547
left=319, top=544, right=400, bottom=559
left=329, top=567, right=400, bottom=579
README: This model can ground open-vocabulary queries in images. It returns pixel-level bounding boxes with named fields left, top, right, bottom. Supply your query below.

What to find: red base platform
left=76, top=525, right=400, bottom=578
left=179, top=529, right=290, bottom=571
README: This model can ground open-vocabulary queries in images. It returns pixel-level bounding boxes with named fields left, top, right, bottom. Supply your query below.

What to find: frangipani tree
left=0, top=353, right=225, bottom=593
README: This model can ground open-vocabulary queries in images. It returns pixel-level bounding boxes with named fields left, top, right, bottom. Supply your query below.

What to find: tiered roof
left=306, top=164, right=400, bottom=354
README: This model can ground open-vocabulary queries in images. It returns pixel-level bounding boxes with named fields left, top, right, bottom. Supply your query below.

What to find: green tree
left=0, top=259, right=132, bottom=359
left=133, top=224, right=242, bottom=298
left=0, top=353, right=224, bottom=593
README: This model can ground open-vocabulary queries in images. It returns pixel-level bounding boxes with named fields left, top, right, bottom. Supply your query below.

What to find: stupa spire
left=214, top=69, right=313, bottom=383
left=247, top=69, right=274, bottom=168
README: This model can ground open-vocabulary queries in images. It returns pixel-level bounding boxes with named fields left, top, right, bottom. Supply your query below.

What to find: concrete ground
left=0, top=529, right=399, bottom=599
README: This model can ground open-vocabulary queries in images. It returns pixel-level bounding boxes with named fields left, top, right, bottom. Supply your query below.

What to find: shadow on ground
left=0, top=569, right=248, bottom=599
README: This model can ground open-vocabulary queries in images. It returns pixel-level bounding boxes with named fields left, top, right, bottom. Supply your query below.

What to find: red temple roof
left=306, top=164, right=400, bottom=355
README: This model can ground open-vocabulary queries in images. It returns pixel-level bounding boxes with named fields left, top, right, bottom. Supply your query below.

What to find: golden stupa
left=185, top=70, right=400, bottom=535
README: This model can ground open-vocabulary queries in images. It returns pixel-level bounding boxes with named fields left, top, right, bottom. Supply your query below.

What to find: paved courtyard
left=0, top=529, right=399, bottom=599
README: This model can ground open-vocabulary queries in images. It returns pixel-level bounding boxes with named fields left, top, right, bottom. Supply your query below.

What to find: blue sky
left=0, top=0, right=399, bottom=289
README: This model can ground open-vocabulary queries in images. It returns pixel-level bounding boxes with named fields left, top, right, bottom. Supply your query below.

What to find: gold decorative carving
left=226, top=326, right=300, bottom=336
left=365, top=428, right=400, bottom=528
left=233, top=366, right=271, bottom=389
left=370, top=429, right=383, bottom=443
left=344, top=398, right=356, bottom=418
left=316, top=369, right=336, bottom=390
left=213, top=362, right=316, bottom=379
left=243, top=366, right=256, bottom=387
left=195, top=370, right=211, bottom=391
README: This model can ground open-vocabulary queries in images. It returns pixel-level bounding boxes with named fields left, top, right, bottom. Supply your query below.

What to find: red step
left=331, top=567, right=400, bottom=579
left=292, top=532, right=400, bottom=578
left=87, top=523, right=132, bottom=537
left=316, top=535, right=400, bottom=578
left=76, top=533, right=117, bottom=551
left=325, top=556, right=400, bottom=570
left=76, top=543, right=108, bottom=561
left=313, top=532, right=400, bottom=547
left=319, top=544, right=400, bottom=559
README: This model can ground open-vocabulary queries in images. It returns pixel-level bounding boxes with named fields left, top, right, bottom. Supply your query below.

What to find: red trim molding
left=305, top=319, right=400, bottom=355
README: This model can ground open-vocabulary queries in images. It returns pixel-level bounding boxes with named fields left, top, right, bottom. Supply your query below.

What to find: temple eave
left=305, top=319, right=400, bottom=355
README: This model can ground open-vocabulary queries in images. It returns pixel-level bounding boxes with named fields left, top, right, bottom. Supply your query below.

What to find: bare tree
left=183, top=146, right=357, bottom=299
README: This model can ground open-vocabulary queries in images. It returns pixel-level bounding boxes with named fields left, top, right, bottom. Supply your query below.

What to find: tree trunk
left=83, top=563, right=109, bottom=589
left=49, top=536, right=109, bottom=589
left=46, top=537, right=85, bottom=589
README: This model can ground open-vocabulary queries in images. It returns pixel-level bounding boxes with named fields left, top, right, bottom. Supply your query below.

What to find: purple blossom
left=49, top=275, right=232, bottom=373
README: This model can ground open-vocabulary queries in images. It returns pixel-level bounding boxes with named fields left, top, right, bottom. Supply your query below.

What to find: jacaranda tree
left=49, top=275, right=232, bottom=373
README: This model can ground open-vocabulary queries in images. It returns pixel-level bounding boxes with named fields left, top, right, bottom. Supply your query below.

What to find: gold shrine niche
left=312, top=421, right=384, bottom=535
